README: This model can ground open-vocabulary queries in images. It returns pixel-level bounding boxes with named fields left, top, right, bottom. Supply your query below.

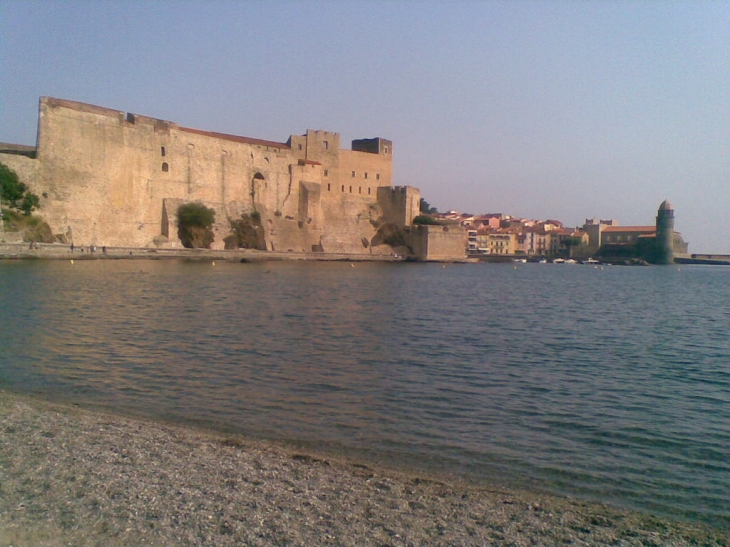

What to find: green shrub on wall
left=223, top=212, right=266, bottom=250
left=1, top=162, right=41, bottom=216
left=413, top=214, right=441, bottom=226
left=176, top=202, right=215, bottom=249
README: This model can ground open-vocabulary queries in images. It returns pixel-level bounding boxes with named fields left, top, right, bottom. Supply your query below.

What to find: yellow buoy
left=70, top=259, right=74, bottom=264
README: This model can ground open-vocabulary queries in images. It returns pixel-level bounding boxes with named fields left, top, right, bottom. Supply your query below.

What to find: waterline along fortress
left=0, top=97, right=465, bottom=259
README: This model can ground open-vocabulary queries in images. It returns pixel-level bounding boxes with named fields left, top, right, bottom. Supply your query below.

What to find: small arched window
left=161, top=162, right=169, bottom=172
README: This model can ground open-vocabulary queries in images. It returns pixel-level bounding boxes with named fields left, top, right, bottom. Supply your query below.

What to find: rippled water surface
left=1, top=260, right=728, bottom=526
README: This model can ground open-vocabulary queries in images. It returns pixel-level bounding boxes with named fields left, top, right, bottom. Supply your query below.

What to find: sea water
left=0, top=259, right=728, bottom=527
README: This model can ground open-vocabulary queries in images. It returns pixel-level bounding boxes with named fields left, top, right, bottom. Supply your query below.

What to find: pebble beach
left=1, top=391, right=727, bottom=547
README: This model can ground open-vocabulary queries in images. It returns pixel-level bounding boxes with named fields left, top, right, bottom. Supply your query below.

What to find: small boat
left=512, top=258, right=527, bottom=263
left=553, top=258, right=565, bottom=264
left=564, top=259, right=578, bottom=264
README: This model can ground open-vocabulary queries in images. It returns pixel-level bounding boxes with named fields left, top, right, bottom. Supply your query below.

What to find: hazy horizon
left=2, top=1, right=728, bottom=253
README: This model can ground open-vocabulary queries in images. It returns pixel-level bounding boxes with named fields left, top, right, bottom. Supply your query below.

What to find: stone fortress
left=0, top=97, right=466, bottom=259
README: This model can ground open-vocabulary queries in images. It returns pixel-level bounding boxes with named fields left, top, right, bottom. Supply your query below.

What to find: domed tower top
left=659, top=199, right=674, bottom=211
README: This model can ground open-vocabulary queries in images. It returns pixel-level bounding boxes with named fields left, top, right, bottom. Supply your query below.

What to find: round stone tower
left=654, top=200, right=675, bottom=264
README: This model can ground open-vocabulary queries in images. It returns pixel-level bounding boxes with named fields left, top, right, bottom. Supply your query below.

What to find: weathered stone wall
left=377, top=186, right=420, bottom=227
left=409, top=225, right=467, bottom=261
left=0, top=97, right=421, bottom=254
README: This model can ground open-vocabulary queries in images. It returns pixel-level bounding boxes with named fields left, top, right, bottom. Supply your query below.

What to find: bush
left=1, top=162, right=40, bottom=216
left=177, top=202, right=215, bottom=228
left=413, top=214, right=441, bottom=225
left=224, top=212, right=266, bottom=250
left=177, top=202, right=215, bottom=248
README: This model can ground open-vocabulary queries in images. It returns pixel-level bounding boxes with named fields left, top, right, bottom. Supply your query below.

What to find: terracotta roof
left=602, top=226, right=655, bottom=233
left=179, top=126, right=290, bottom=149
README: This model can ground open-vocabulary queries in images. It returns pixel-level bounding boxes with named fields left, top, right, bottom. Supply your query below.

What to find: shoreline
left=1, top=390, right=727, bottom=546
left=0, top=242, right=479, bottom=264
left=3, top=242, right=728, bottom=266
left=0, top=242, right=408, bottom=263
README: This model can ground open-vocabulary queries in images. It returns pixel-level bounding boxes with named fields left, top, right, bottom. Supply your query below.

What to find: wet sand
left=1, top=390, right=727, bottom=546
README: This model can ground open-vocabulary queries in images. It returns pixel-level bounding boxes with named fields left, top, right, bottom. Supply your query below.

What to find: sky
left=2, top=0, right=729, bottom=253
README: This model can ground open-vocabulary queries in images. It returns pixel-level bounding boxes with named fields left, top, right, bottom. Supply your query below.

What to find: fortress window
left=384, top=146, right=389, bottom=154
left=298, top=144, right=302, bottom=150
left=327, top=183, right=331, bottom=191
left=324, top=141, right=329, bottom=150
left=161, top=146, right=166, bottom=157
left=324, top=169, right=329, bottom=176
left=349, top=186, right=352, bottom=193
left=161, top=162, right=169, bottom=172
left=376, top=174, right=380, bottom=181
left=126, top=113, right=135, bottom=124
left=368, top=188, right=371, bottom=195
left=364, top=172, right=368, bottom=179
left=341, top=185, right=345, bottom=192
left=351, top=171, right=356, bottom=177
left=359, top=186, right=362, bottom=194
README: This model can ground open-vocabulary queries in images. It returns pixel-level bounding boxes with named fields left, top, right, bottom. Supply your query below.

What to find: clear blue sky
left=2, top=0, right=728, bottom=253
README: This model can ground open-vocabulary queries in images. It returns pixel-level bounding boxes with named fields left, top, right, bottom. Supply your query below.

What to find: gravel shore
left=1, top=391, right=727, bottom=547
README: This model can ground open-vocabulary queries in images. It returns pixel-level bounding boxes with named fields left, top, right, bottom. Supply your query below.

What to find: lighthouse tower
left=654, top=200, right=675, bottom=264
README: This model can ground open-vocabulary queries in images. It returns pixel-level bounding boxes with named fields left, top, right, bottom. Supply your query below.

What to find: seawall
left=0, top=242, right=409, bottom=263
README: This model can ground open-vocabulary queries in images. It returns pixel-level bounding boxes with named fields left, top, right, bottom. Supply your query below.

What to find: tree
left=563, top=236, right=584, bottom=258
left=1, top=162, right=40, bottom=216
left=176, top=202, right=216, bottom=248
left=419, top=198, right=438, bottom=215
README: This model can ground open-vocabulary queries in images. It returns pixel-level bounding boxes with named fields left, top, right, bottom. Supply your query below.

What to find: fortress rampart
left=1, top=97, right=423, bottom=254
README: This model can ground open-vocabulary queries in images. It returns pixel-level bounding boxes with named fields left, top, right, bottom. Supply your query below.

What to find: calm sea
left=1, top=259, right=728, bottom=527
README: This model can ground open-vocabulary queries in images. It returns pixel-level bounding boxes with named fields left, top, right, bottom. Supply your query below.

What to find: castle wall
left=377, top=186, right=420, bottom=227
left=1, top=97, right=418, bottom=254
left=409, top=225, right=467, bottom=261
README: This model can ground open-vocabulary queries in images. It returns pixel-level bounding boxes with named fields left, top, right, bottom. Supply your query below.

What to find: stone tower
left=654, top=200, right=675, bottom=264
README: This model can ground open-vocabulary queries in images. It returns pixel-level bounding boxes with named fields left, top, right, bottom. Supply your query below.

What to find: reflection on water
left=1, top=259, right=729, bottom=527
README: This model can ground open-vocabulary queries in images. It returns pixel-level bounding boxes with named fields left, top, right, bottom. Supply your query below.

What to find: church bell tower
left=654, top=200, right=675, bottom=264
